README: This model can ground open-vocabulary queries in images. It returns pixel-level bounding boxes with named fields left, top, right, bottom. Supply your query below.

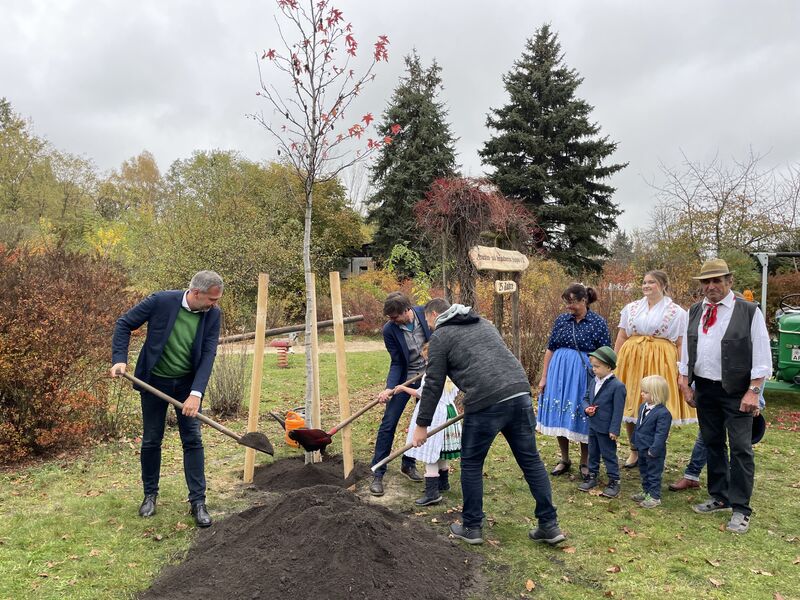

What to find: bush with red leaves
left=0, top=246, right=134, bottom=463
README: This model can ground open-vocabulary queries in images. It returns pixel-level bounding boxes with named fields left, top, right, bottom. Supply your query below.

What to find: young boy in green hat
left=580, top=346, right=626, bottom=498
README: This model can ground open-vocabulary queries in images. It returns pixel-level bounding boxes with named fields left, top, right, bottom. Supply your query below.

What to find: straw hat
left=692, top=258, right=731, bottom=280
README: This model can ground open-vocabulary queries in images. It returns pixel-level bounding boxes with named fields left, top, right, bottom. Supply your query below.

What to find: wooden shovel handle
left=328, top=372, right=423, bottom=434
left=121, top=372, right=243, bottom=442
left=371, top=412, right=464, bottom=472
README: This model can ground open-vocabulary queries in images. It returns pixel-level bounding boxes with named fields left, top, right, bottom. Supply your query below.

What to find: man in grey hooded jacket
left=412, top=298, right=565, bottom=546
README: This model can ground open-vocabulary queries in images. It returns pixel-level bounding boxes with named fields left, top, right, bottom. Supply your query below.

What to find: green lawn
left=2, top=354, right=799, bottom=599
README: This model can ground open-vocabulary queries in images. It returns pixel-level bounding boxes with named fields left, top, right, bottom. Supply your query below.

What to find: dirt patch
left=251, top=454, right=372, bottom=491
left=142, top=458, right=482, bottom=600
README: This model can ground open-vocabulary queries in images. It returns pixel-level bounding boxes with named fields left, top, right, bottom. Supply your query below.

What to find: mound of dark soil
left=142, top=484, right=480, bottom=600
left=251, top=454, right=372, bottom=491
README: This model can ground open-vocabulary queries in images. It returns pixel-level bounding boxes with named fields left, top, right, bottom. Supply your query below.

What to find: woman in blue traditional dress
left=537, top=283, right=612, bottom=479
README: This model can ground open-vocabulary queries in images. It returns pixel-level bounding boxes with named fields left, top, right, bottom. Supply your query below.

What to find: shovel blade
left=239, top=432, right=274, bottom=455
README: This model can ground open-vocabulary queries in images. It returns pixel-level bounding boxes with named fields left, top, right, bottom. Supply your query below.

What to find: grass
left=2, top=355, right=799, bottom=599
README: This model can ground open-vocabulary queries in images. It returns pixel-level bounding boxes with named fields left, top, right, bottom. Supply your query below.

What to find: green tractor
left=754, top=252, right=800, bottom=393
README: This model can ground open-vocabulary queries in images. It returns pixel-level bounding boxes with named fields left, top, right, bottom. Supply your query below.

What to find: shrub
left=207, top=346, right=249, bottom=418
left=0, top=247, right=133, bottom=463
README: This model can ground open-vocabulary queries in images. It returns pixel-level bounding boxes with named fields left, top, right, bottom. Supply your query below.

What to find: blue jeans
left=370, top=383, right=419, bottom=476
left=460, top=394, right=558, bottom=529
left=141, top=374, right=206, bottom=504
left=684, top=433, right=707, bottom=481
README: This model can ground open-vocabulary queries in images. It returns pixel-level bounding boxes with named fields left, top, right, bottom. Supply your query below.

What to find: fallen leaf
left=793, top=556, right=800, bottom=565
left=37, top=573, right=48, bottom=578
left=709, top=578, right=723, bottom=588
left=414, top=511, right=427, bottom=516
left=718, top=523, right=727, bottom=532
left=607, top=547, right=616, bottom=553
left=430, top=518, right=439, bottom=524
left=775, top=593, right=785, bottom=600
left=487, top=539, right=501, bottom=547
left=562, top=546, right=577, bottom=554
left=84, top=490, right=102, bottom=497
left=561, top=575, right=571, bottom=583
left=622, top=526, right=637, bottom=538
left=606, top=565, right=621, bottom=573
left=154, top=534, right=163, bottom=541
left=750, top=569, right=773, bottom=576
left=675, top=533, right=684, bottom=540
left=88, top=549, right=100, bottom=557
left=526, top=579, right=535, bottom=591
left=604, top=592, right=615, bottom=597
left=69, top=555, right=78, bottom=561
left=705, top=558, right=721, bottom=567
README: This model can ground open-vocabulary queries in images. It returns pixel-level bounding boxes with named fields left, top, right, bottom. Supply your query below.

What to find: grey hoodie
left=416, top=306, right=531, bottom=426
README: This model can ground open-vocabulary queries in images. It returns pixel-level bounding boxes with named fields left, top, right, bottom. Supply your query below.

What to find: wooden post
left=493, top=270, right=503, bottom=335
left=308, top=272, right=322, bottom=464
left=511, top=271, right=521, bottom=359
left=243, top=273, right=268, bottom=483
left=329, top=271, right=353, bottom=478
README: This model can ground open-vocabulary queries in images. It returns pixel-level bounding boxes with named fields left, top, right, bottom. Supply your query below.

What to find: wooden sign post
left=469, top=246, right=527, bottom=358
left=243, top=273, right=268, bottom=483
left=329, top=271, right=354, bottom=479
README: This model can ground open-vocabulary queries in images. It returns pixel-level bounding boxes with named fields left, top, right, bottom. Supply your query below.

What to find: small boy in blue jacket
left=579, top=346, right=626, bottom=498
left=631, top=375, right=673, bottom=508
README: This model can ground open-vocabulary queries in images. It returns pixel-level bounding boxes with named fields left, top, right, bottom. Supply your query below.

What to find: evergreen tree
left=367, top=50, right=458, bottom=268
left=480, top=25, right=627, bottom=273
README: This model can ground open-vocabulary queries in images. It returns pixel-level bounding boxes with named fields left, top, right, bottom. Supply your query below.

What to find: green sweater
left=152, top=308, right=201, bottom=378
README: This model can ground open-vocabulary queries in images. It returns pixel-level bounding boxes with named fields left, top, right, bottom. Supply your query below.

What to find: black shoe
left=601, top=480, right=620, bottom=498
left=191, top=502, right=212, bottom=528
left=415, top=477, right=443, bottom=506
left=369, top=476, right=385, bottom=496
left=578, top=475, right=598, bottom=492
left=529, top=522, right=566, bottom=545
left=138, top=494, right=157, bottom=518
left=401, top=464, right=423, bottom=482
left=438, top=468, right=450, bottom=491
left=449, top=522, right=483, bottom=545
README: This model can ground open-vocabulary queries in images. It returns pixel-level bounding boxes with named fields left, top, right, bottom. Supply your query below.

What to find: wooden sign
left=495, top=280, right=517, bottom=294
left=469, top=246, right=529, bottom=272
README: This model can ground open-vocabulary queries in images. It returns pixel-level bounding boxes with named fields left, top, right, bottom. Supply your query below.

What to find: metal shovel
left=122, top=373, right=274, bottom=455
left=287, top=373, right=424, bottom=453
left=371, top=413, right=464, bottom=472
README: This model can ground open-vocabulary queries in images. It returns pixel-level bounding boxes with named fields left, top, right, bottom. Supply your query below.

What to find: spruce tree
left=367, top=51, right=458, bottom=269
left=480, top=24, right=627, bottom=273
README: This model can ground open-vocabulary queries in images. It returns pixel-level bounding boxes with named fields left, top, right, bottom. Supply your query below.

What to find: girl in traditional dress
left=398, top=345, right=461, bottom=507
left=537, top=283, right=611, bottom=480
left=614, top=270, right=693, bottom=469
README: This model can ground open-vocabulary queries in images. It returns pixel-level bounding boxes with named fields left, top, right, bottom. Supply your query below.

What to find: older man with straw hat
left=677, top=258, right=772, bottom=534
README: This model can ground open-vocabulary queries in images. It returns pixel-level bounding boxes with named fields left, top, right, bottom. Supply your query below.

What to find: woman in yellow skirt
left=614, top=270, right=694, bottom=468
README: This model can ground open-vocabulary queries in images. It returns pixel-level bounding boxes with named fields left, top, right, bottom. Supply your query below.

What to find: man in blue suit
left=111, top=271, right=223, bottom=527
left=369, top=292, right=431, bottom=496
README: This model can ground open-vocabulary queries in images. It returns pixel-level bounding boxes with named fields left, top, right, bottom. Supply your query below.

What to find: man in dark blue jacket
left=111, top=271, right=223, bottom=527
left=369, top=292, right=431, bottom=496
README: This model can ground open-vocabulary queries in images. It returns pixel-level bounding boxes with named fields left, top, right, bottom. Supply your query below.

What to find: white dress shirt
left=678, top=291, right=772, bottom=381
left=594, top=372, right=614, bottom=396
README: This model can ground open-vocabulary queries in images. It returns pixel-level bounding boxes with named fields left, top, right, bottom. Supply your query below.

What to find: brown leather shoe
left=668, top=477, right=700, bottom=491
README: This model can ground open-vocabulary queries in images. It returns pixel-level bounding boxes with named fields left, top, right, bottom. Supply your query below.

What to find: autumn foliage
left=0, top=246, right=134, bottom=462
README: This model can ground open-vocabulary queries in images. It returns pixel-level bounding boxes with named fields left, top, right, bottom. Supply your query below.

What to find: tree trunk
left=303, top=181, right=314, bottom=464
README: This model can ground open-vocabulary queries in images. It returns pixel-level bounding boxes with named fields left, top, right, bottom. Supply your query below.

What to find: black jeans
left=695, top=377, right=754, bottom=515
left=370, top=382, right=419, bottom=476
left=140, top=374, right=206, bottom=504
left=460, top=394, right=558, bottom=529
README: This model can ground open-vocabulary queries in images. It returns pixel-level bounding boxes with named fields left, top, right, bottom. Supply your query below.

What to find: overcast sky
left=2, top=0, right=799, bottom=231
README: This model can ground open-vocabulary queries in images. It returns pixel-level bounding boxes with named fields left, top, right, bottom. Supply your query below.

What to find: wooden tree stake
left=244, top=273, right=269, bottom=483
left=329, top=271, right=353, bottom=478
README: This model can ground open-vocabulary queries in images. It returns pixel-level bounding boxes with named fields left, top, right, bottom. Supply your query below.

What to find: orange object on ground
left=284, top=410, right=305, bottom=448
